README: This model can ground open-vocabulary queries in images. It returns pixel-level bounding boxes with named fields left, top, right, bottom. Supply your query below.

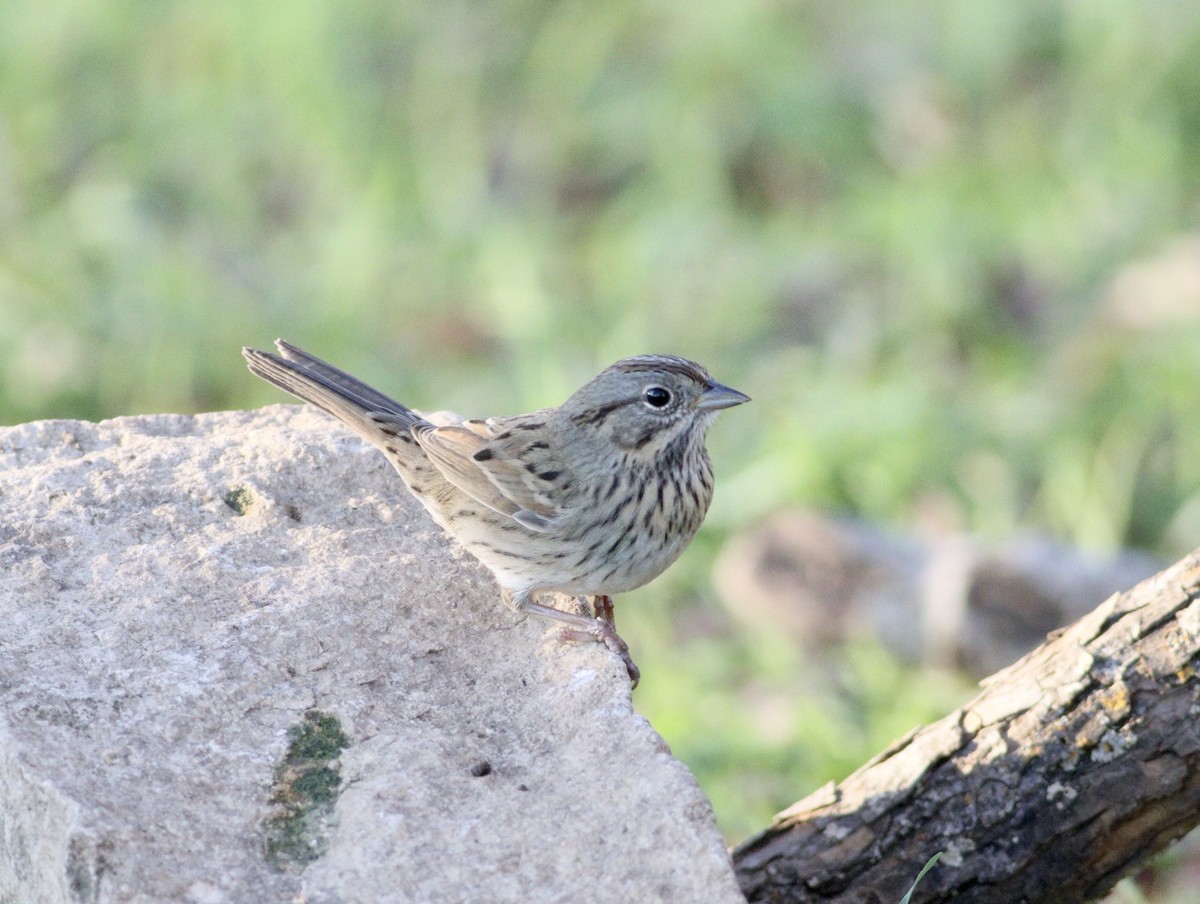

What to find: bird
left=242, top=339, right=749, bottom=686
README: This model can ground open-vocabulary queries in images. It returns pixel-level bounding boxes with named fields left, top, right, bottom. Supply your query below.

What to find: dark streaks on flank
left=603, top=531, right=632, bottom=559
left=642, top=507, right=656, bottom=531
left=596, top=470, right=623, bottom=502
left=488, top=547, right=526, bottom=559
left=471, top=541, right=526, bottom=559
left=581, top=538, right=604, bottom=559
left=606, top=492, right=635, bottom=524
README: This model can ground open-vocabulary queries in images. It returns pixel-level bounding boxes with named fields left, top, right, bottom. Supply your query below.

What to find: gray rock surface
left=0, top=406, right=744, bottom=904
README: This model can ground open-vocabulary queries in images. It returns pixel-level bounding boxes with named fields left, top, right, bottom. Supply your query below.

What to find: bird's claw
left=553, top=618, right=640, bottom=689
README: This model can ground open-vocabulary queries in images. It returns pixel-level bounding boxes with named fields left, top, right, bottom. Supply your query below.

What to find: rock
left=0, top=407, right=744, bottom=904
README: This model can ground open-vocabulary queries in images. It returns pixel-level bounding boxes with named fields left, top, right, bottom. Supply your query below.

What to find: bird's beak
left=696, top=381, right=751, bottom=410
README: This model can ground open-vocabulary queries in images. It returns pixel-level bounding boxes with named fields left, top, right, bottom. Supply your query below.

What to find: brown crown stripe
left=611, top=356, right=712, bottom=383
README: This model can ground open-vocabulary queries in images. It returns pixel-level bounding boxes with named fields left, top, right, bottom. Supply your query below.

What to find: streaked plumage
left=243, top=339, right=749, bottom=686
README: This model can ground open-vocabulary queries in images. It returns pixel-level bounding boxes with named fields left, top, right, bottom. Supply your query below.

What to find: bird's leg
left=509, top=593, right=639, bottom=688
left=592, top=594, right=615, bottom=626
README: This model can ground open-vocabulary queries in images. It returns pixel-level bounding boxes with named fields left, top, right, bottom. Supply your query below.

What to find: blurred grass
left=4, top=0, right=1200, bottom=864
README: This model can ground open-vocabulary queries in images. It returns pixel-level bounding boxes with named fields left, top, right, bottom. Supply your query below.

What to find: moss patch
left=223, top=485, right=255, bottom=515
left=263, top=710, right=351, bottom=870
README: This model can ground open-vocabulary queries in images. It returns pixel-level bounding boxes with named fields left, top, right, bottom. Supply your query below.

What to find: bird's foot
left=523, top=597, right=640, bottom=688
left=554, top=619, right=640, bottom=688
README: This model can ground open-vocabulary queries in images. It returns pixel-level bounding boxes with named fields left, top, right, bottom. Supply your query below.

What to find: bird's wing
left=411, top=422, right=562, bottom=532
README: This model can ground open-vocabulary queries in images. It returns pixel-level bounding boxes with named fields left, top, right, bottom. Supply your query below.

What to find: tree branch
left=732, top=551, right=1200, bottom=903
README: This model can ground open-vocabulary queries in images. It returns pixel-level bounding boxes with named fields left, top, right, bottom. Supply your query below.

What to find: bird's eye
left=643, top=386, right=672, bottom=408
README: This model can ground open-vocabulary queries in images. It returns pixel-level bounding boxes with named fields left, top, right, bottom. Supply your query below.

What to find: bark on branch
left=732, top=550, right=1200, bottom=903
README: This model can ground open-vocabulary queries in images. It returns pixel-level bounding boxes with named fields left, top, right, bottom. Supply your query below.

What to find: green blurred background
left=5, top=0, right=1200, bottom=893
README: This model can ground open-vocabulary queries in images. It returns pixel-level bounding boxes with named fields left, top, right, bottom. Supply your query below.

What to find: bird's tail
left=242, top=339, right=423, bottom=444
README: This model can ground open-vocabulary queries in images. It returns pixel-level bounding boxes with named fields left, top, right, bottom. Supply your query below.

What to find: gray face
left=564, top=355, right=748, bottom=453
